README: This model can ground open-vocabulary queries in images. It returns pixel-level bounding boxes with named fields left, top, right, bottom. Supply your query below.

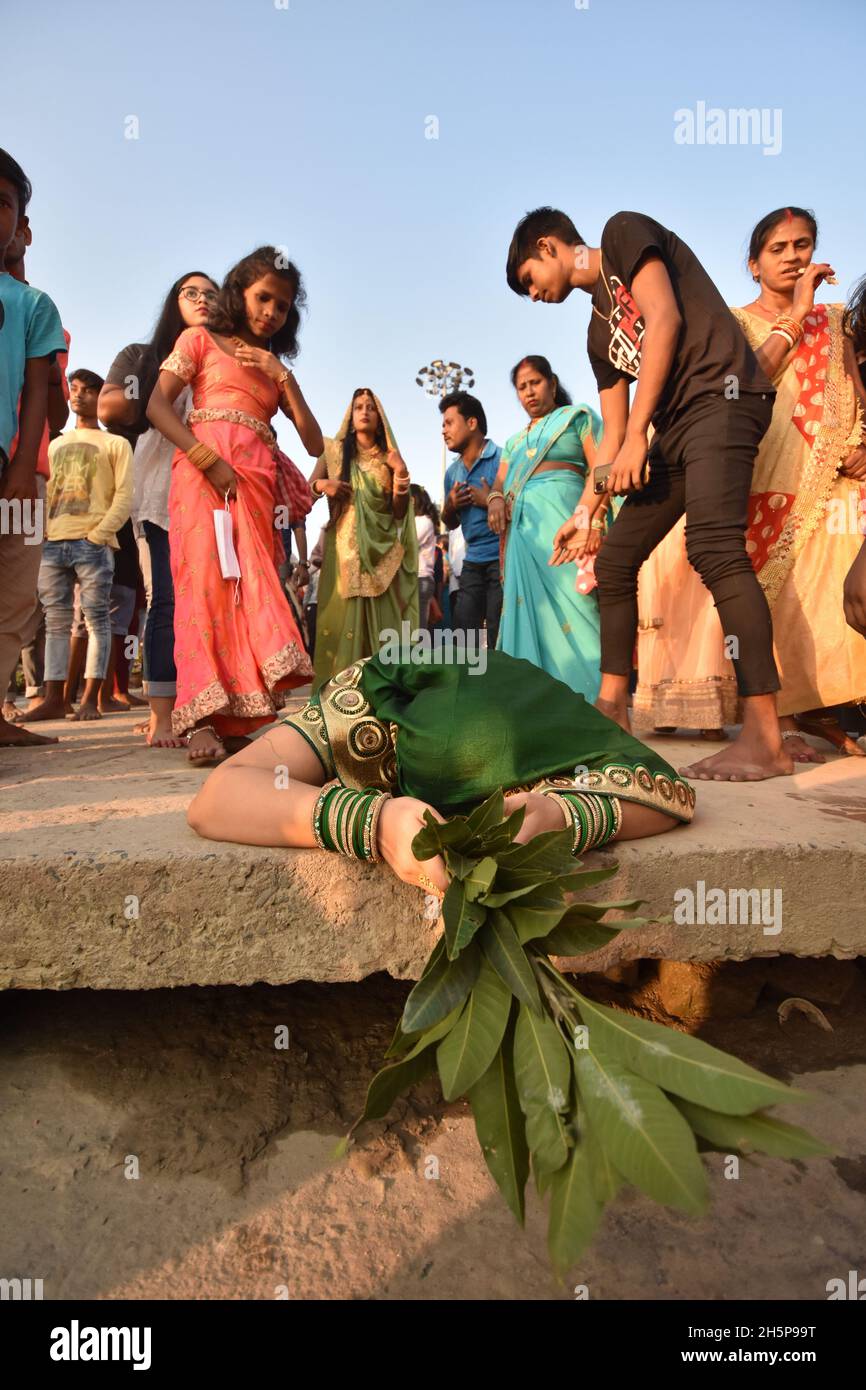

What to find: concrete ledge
left=1, top=710, right=865, bottom=989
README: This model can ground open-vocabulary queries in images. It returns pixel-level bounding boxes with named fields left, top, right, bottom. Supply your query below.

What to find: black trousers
left=595, top=392, right=780, bottom=698
left=457, top=558, right=502, bottom=649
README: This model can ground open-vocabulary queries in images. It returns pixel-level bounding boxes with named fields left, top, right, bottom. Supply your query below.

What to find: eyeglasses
left=179, top=287, right=219, bottom=305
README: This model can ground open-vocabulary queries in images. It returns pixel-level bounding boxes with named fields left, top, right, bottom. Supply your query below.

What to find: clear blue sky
left=4, top=0, right=864, bottom=545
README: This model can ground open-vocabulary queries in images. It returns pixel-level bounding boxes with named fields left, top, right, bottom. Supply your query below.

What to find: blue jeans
left=142, top=521, right=176, bottom=697
left=38, top=538, right=114, bottom=681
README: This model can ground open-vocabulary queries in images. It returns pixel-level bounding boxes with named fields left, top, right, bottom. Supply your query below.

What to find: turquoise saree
left=497, top=405, right=603, bottom=701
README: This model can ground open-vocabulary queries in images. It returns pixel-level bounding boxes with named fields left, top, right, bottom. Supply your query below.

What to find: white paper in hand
left=214, top=495, right=241, bottom=584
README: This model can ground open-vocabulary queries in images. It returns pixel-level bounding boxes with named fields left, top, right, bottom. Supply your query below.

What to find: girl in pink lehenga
left=147, top=246, right=323, bottom=763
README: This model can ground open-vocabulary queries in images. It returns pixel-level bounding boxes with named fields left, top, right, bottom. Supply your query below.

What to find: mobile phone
left=594, top=461, right=651, bottom=494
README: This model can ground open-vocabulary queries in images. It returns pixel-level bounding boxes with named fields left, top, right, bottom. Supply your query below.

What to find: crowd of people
left=3, top=141, right=866, bottom=892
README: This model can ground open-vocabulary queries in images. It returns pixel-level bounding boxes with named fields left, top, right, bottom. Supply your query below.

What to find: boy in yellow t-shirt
left=28, top=369, right=133, bottom=721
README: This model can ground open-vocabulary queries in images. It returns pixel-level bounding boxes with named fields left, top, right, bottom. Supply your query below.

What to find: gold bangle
left=487, top=490, right=506, bottom=504
left=187, top=442, right=220, bottom=471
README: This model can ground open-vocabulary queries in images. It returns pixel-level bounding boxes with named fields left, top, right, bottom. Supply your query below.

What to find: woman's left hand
left=233, top=342, right=284, bottom=381
left=840, top=445, right=866, bottom=480
left=551, top=527, right=591, bottom=564
left=377, top=795, right=448, bottom=895
left=502, top=791, right=568, bottom=843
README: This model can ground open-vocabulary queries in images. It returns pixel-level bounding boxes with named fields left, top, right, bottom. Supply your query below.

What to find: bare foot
left=780, top=733, right=825, bottom=764
left=97, top=696, right=128, bottom=713
left=147, top=719, right=185, bottom=749
left=133, top=720, right=150, bottom=735
left=2, top=701, right=18, bottom=721
left=119, top=691, right=148, bottom=708
left=679, top=739, right=794, bottom=782
left=0, top=716, right=59, bottom=746
left=596, top=696, right=631, bottom=734
left=67, top=702, right=102, bottom=722
left=17, top=697, right=68, bottom=722
left=186, top=726, right=227, bottom=765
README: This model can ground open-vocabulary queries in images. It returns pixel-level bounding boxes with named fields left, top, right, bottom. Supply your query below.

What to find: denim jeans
left=142, top=521, right=176, bottom=697
left=457, top=558, right=502, bottom=649
left=38, top=538, right=114, bottom=681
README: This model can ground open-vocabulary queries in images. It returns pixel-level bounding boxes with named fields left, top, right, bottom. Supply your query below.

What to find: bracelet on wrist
left=487, top=490, right=506, bottom=504
left=312, top=780, right=391, bottom=862
left=187, top=441, right=221, bottom=472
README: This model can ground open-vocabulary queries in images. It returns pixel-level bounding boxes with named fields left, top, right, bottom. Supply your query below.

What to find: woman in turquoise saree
left=309, top=389, right=419, bottom=692
left=488, top=357, right=609, bottom=701
left=187, top=647, right=695, bottom=894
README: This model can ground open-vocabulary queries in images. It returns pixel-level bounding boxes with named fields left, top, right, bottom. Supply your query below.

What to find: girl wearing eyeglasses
left=99, top=271, right=220, bottom=748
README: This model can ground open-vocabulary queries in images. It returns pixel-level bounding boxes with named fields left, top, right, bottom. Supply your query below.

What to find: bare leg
left=64, top=633, right=87, bottom=711
left=188, top=724, right=325, bottom=841
left=678, top=693, right=794, bottom=781
left=0, top=711, right=59, bottom=746
left=16, top=678, right=68, bottom=721
left=596, top=673, right=632, bottom=733
left=97, top=638, right=126, bottom=712
left=146, top=694, right=184, bottom=748
left=68, top=678, right=103, bottom=721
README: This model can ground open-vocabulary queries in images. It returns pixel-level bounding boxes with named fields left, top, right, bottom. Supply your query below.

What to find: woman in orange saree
left=147, top=247, right=323, bottom=762
left=634, top=208, right=866, bottom=758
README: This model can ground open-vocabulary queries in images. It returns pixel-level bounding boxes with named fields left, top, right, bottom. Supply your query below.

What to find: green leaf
left=411, top=811, right=473, bottom=860
left=504, top=889, right=570, bottom=943
left=356, top=1046, right=438, bottom=1128
left=401, top=938, right=481, bottom=1033
left=481, top=912, right=543, bottom=1014
left=557, top=866, right=621, bottom=892
left=495, top=827, right=576, bottom=875
left=384, top=939, right=446, bottom=1056
left=436, top=959, right=512, bottom=1100
left=572, top=1046, right=708, bottom=1214
left=574, top=992, right=808, bottom=1115
left=559, top=897, right=644, bottom=919
left=464, top=789, right=505, bottom=836
left=482, top=880, right=556, bottom=909
left=444, top=847, right=477, bottom=880
left=583, top=1119, right=624, bottom=1202
left=474, top=807, right=527, bottom=855
left=442, top=878, right=487, bottom=960
left=547, top=1143, right=603, bottom=1277
left=386, top=1002, right=464, bottom=1062
left=672, top=1098, right=830, bottom=1159
left=467, top=1017, right=530, bottom=1224
left=542, top=907, right=621, bottom=956
left=463, top=856, right=498, bottom=903
left=513, top=1002, right=572, bottom=1175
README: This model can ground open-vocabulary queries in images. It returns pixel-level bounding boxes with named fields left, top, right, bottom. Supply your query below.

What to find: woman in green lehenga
left=187, top=647, right=695, bottom=891
left=309, top=388, right=419, bottom=691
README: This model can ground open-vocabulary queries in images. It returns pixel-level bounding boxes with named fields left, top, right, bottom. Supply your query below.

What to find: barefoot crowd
left=2, top=143, right=866, bottom=786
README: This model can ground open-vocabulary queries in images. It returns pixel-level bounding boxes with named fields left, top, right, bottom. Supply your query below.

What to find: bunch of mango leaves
left=337, top=790, right=827, bottom=1275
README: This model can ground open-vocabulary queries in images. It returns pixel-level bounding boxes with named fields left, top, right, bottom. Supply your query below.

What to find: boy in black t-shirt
left=506, top=206, right=792, bottom=783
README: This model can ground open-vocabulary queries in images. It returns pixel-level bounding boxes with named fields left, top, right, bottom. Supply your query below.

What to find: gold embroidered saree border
left=171, top=641, right=313, bottom=736
left=732, top=305, right=858, bottom=608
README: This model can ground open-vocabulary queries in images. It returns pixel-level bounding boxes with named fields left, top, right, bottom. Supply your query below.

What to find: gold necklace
left=525, top=414, right=548, bottom=459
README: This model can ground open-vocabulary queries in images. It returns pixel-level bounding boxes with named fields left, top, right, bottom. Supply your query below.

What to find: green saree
left=283, top=648, right=696, bottom=823
left=313, top=393, right=419, bottom=692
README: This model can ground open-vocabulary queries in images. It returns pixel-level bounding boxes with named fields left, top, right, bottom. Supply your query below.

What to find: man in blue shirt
left=0, top=147, right=67, bottom=749
left=440, top=391, right=502, bottom=647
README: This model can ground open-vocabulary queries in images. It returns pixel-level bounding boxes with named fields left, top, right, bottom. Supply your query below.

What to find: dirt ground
left=2, top=965, right=865, bottom=1301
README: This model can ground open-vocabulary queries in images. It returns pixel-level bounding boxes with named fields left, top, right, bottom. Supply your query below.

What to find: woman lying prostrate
left=187, top=649, right=695, bottom=892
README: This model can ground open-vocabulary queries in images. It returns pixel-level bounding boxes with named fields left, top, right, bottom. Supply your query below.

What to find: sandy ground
left=2, top=968, right=865, bottom=1301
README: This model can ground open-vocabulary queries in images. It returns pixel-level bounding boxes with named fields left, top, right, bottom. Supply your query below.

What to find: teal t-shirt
left=0, top=272, right=66, bottom=460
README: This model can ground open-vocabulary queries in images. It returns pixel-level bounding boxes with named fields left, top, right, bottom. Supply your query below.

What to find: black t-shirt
left=587, top=211, right=773, bottom=432
left=104, top=341, right=160, bottom=448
